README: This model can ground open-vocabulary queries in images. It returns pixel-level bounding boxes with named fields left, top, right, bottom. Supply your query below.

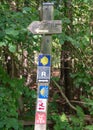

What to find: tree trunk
left=60, top=0, right=73, bottom=111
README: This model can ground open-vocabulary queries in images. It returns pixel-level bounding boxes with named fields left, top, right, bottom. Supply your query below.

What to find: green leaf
left=60, top=113, right=68, bottom=122
left=84, top=0, right=88, bottom=3
left=62, top=17, right=71, bottom=24
left=6, top=118, right=19, bottom=130
left=0, top=42, right=6, bottom=47
left=22, top=7, right=32, bottom=13
left=85, top=125, right=93, bottom=130
left=58, top=33, right=67, bottom=44
left=9, top=44, right=16, bottom=53
left=0, top=121, right=5, bottom=128
left=76, top=106, right=85, bottom=118
left=5, top=28, right=19, bottom=37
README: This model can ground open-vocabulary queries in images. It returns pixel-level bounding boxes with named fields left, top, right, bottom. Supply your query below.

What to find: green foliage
left=70, top=63, right=92, bottom=92
left=0, top=66, right=24, bottom=129
left=23, top=88, right=37, bottom=120
left=85, top=125, right=93, bottom=130
left=52, top=113, right=72, bottom=130
left=0, top=1, right=38, bottom=129
left=0, top=1, right=39, bottom=55
left=70, top=106, right=85, bottom=130
left=48, top=94, right=59, bottom=115
left=83, top=98, right=93, bottom=115
left=0, top=65, right=36, bottom=130
left=51, top=106, right=93, bottom=130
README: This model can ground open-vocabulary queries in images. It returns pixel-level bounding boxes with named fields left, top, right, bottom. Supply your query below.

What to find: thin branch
left=52, top=78, right=77, bottom=111
left=71, top=100, right=93, bottom=106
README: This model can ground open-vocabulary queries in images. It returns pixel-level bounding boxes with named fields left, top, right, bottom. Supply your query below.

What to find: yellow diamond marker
left=40, top=56, right=48, bottom=66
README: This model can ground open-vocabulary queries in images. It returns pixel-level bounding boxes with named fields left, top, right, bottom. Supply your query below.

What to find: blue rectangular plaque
left=38, top=86, right=49, bottom=99
left=38, top=54, right=51, bottom=67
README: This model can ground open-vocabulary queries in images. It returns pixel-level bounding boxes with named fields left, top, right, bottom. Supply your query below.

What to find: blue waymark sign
left=38, top=86, right=49, bottom=99
left=38, top=54, right=51, bottom=67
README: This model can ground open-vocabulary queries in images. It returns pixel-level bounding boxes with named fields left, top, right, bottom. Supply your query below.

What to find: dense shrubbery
left=0, top=66, right=23, bottom=129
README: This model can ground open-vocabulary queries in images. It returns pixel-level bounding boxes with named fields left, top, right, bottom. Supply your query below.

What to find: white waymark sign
left=37, top=99, right=47, bottom=112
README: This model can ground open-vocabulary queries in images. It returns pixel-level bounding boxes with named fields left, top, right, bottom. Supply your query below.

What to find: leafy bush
left=0, top=66, right=24, bottom=130
left=52, top=113, right=72, bottom=130
left=51, top=106, right=93, bottom=130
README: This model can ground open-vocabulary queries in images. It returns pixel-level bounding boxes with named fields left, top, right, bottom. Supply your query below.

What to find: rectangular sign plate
left=38, top=85, right=49, bottom=99
left=37, top=99, right=47, bottom=112
left=38, top=54, right=51, bottom=67
left=35, top=112, right=46, bottom=124
left=28, top=20, right=62, bottom=34
left=37, top=66, right=50, bottom=80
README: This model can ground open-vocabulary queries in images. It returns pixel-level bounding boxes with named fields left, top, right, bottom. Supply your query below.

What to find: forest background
left=0, top=0, right=93, bottom=130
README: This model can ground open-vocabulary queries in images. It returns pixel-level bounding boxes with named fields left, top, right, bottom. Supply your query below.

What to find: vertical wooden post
left=41, top=3, right=54, bottom=54
left=34, top=3, right=54, bottom=130
left=27, top=2, right=62, bottom=130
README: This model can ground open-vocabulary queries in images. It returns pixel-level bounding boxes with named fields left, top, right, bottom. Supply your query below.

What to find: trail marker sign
left=28, top=20, right=62, bottom=34
left=35, top=112, right=46, bottom=124
left=36, top=99, right=47, bottom=112
left=37, top=67, right=50, bottom=81
left=38, top=54, right=51, bottom=67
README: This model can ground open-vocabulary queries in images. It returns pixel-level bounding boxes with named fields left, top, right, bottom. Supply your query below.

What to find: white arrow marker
left=35, top=28, right=49, bottom=33
left=27, top=20, right=62, bottom=34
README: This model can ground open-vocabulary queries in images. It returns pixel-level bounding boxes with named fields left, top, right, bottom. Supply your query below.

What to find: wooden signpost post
left=28, top=2, right=62, bottom=130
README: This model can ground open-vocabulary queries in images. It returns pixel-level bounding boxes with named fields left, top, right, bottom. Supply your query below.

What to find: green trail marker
left=28, top=2, right=62, bottom=130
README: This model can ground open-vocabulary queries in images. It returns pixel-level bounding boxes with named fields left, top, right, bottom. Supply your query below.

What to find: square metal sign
left=38, top=85, right=49, bottom=99
left=37, top=66, right=50, bottom=80
left=38, top=54, right=51, bottom=67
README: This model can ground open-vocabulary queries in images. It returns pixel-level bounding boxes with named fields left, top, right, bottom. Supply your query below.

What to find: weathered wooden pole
left=40, top=3, right=53, bottom=54
left=35, top=4, right=53, bottom=130
left=28, top=2, right=62, bottom=130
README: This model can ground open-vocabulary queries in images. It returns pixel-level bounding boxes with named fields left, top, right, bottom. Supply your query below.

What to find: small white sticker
left=37, top=99, right=47, bottom=112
